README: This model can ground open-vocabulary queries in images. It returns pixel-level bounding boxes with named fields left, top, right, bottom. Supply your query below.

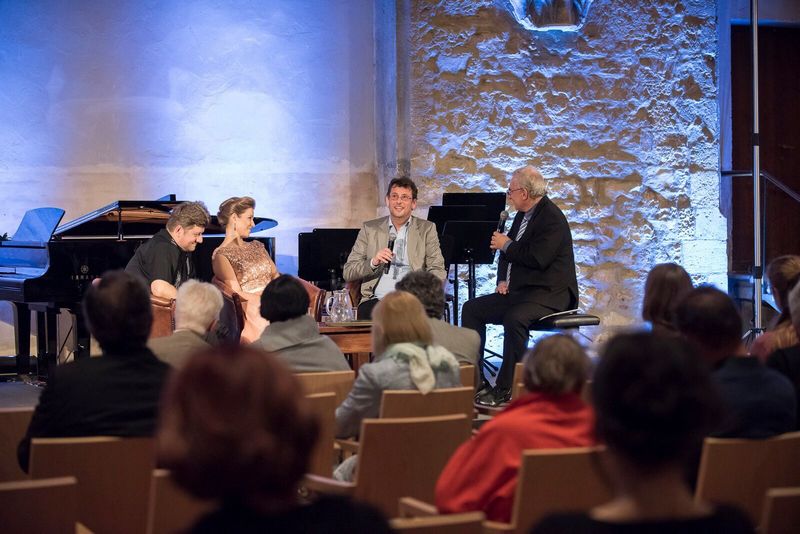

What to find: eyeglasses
left=389, top=194, right=414, bottom=202
left=506, top=187, right=524, bottom=196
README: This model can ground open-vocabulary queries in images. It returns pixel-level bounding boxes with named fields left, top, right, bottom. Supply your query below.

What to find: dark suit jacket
left=498, top=196, right=578, bottom=309
left=18, top=347, right=170, bottom=472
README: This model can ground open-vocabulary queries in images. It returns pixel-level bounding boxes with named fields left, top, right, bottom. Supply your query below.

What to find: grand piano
left=0, top=195, right=277, bottom=378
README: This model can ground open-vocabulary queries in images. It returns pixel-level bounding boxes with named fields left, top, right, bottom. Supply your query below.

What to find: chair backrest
left=150, top=295, right=176, bottom=338
left=30, top=436, right=156, bottom=534
left=354, top=414, right=471, bottom=517
left=0, top=476, right=78, bottom=534
left=390, top=511, right=484, bottom=533
left=147, top=469, right=215, bottom=534
left=296, top=277, right=325, bottom=321
left=295, top=370, right=355, bottom=406
left=379, top=387, right=474, bottom=421
left=760, top=487, right=800, bottom=534
left=211, top=277, right=246, bottom=343
left=511, top=362, right=525, bottom=400
left=304, top=393, right=337, bottom=477
left=695, top=431, right=800, bottom=524
left=0, top=407, right=34, bottom=481
left=510, top=446, right=612, bottom=533
left=459, top=364, right=475, bottom=388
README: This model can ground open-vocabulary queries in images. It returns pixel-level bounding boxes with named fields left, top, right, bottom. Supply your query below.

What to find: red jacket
left=435, top=391, right=596, bottom=522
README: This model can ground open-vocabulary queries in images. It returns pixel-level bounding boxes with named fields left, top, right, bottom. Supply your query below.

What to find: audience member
left=157, top=345, right=390, bottom=533
left=751, top=255, right=800, bottom=360
left=125, top=201, right=210, bottom=299
left=435, top=334, right=595, bottom=522
left=250, top=275, right=349, bottom=372
left=532, top=332, right=754, bottom=534
left=395, top=270, right=480, bottom=365
left=333, top=291, right=461, bottom=480
left=148, top=280, right=223, bottom=368
left=767, top=280, right=800, bottom=429
left=17, top=270, right=170, bottom=472
left=642, top=262, right=693, bottom=336
left=676, top=286, right=796, bottom=438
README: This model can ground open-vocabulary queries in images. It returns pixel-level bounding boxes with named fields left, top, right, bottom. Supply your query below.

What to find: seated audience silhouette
left=395, top=270, right=480, bottom=365
left=676, top=286, right=796, bottom=438
left=17, top=270, right=170, bottom=472
left=334, top=290, right=461, bottom=481
left=641, top=262, right=693, bottom=336
left=250, top=274, right=349, bottom=372
left=156, top=345, right=390, bottom=533
left=148, top=280, right=223, bottom=368
left=751, top=255, right=800, bottom=360
left=532, top=332, right=754, bottom=534
left=435, top=334, right=595, bottom=522
left=767, top=280, right=800, bottom=429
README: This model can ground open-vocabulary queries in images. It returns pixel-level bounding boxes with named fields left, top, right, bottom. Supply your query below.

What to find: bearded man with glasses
left=344, top=176, right=445, bottom=320
left=463, top=165, right=579, bottom=407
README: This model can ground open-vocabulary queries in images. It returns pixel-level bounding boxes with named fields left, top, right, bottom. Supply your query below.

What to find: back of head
left=675, top=286, right=743, bottom=357
left=83, top=270, right=152, bottom=352
left=790, top=281, right=800, bottom=334
left=175, top=280, right=223, bottom=333
left=216, top=196, right=255, bottom=227
left=167, top=201, right=210, bottom=231
left=766, top=255, right=800, bottom=318
left=593, top=332, right=721, bottom=471
left=395, top=270, right=445, bottom=319
left=513, top=165, right=547, bottom=197
left=642, top=263, right=693, bottom=334
left=371, top=291, right=432, bottom=355
left=523, top=334, right=590, bottom=395
left=157, top=345, right=319, bottom=501
left=260, top=275, right=309, bottom=322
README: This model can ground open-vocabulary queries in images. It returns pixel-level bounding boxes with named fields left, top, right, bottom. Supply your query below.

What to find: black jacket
left=498, top=195, right=578, bottom=310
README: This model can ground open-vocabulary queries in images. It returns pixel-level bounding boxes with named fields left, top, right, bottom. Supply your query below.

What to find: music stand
left=298, top=228, right=359, bottom=290
left=427, top=205, right=488, bottom=237
left=442, top=192, right=506, bottom=221
left=443, top=220, right=497, bottom=324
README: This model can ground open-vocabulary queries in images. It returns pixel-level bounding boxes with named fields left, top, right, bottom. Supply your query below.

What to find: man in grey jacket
left=396, top=270, right=479, bottom=366
left=251, top=275, right=350, bottom=372
left=344, top=176, right=446, bottom=319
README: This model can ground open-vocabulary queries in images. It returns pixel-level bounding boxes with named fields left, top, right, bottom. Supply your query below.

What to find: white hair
left=513, top=165, right=547, bottom=197
left=174, top=280, right=223, bottom=334
left=789, top=280, right=800, bottom=333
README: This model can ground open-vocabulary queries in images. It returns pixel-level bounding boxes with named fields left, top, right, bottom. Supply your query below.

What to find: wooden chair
left=149, top=295, right=176, bottom=339
left=29, top=436, right=156, bottom=534
left=760, top=487, right=800, bottom=534
left=212, top=277, right=246, bottom=343
left=695, top=431, right=800, bottom=524
left=304, top=393, right=338, bottom=477
left=146, top=469, right=215, bottom=534
left=391, top=510, right=485, bottom=533
left=297, top=277, right=326, bottom=321
left=0, top=407, right=34, bottom=481
left=0, top=476, right=79, bottom=534
left=380, top=387, right=475, bottom=421
left=304, top=414, right=471, bottom=518
left=459, top=364, right=476, bottom=388
left=296, top=370, right=355, bottom=406
left=511, top=362, right=525, bottom=400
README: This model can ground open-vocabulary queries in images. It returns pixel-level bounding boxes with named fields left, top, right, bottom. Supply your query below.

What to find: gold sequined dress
left=212, top=240, right=279, bottom=343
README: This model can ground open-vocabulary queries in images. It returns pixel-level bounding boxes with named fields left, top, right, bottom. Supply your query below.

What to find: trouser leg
left=494, top=301, right=553, bottom=390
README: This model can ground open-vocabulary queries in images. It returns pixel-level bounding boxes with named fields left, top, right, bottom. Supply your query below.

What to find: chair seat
left=530, top=311, right=600, bottom=331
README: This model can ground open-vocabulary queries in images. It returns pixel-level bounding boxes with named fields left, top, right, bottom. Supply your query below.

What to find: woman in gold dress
left=212, top=196, right=279, bottom=343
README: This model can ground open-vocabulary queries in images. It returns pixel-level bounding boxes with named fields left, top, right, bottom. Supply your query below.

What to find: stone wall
left=407, top=0, right=725, bottom=343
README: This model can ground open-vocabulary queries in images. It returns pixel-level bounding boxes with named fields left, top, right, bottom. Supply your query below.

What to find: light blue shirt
left=374, top=218, right=412, bottom=299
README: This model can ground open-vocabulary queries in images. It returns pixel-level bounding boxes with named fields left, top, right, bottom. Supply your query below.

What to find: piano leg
left=34, top=308, right=59, bottom=379
left=12, top=302, right=31, bottom=375
left=73, top=309, right=91, bottom=360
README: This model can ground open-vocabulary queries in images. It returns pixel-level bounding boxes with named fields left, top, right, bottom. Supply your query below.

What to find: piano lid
left=54, top=196, right=278, bottom=238
left=0, top=207, right=65, bottom=271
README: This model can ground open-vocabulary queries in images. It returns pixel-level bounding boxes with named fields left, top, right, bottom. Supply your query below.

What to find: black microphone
left=385, top=230, right=397, bottom=274
left=497, top=210, right=509, bottom=233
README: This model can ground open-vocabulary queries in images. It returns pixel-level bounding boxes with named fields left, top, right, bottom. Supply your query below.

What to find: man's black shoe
left=475, top=386, right=512, bottom=407
left=474, top=381, right=493, bottom=400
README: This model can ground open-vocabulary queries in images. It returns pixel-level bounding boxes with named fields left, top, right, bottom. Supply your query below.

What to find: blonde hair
left=174, top=280, right=223, bottom=334
left=371, top=291, right=433, bottom=355
left=217, top=197, right=256, bottom=227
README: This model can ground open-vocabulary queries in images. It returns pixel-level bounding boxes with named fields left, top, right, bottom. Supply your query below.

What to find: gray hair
left=522, top=334, right=589, bottom=394
left=513, top=165, right=547, bottom=198
left=174, top=280, right=223, bottom=334
left=790, top=280, right=800, bottom=333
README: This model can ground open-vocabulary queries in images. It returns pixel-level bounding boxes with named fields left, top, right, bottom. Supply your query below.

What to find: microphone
left=497, top=210, right=509, bottom=233
left=385, top=229, right=397, bottom=274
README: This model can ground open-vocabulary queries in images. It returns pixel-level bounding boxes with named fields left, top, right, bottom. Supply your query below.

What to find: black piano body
left=0, top=196, right=276, bottom=377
